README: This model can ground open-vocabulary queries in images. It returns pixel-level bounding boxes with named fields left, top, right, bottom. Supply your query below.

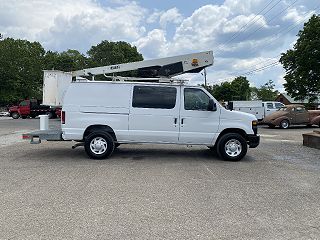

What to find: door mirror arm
left=207, top=99, right=217, bottom=111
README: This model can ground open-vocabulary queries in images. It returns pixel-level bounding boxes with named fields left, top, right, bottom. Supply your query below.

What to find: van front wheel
left=217, top=133, right=247, bottom=161
left=84, top=132, right=115, bottom=159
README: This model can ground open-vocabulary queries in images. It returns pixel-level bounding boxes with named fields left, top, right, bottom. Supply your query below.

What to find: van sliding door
left=128, top=85, right=180, bottom=143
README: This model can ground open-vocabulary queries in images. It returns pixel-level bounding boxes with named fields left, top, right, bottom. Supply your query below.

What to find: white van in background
left=228, top=101, right=264, bottom=121
left=262, top=101, right=285, bottom=117
left=228, top=101, right=284, bottom=121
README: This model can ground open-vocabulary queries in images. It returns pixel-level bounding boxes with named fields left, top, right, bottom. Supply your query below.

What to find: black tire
left=216, top=133, right=248, bottom=161
left=21, top=116, right=27, bottom=119
left=11, top=112, right=20, bottom=119
left=46, top=112, right=53, bottom=119
left=280, top=119, right=290, bottom=129
left=84, top=132, right=115, bottom=159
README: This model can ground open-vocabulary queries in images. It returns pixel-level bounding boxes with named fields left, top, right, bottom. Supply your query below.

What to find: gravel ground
left=0, top=119, right=319, bottom=239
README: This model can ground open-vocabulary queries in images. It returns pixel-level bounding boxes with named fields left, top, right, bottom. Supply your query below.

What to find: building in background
left=276, top=93, right=320, bottom=109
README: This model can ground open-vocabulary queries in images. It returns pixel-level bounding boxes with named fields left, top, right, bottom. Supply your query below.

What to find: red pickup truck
left=9, top=99, right=58, bottom=119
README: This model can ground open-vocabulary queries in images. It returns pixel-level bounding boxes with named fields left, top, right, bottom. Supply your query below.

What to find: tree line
left=0, top=39, right=143, bottom=105
left=0, top=14, right=319, bottom=105
left=203, top=77, right=278, bottom=102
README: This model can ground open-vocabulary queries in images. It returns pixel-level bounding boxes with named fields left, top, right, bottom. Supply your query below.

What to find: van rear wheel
left=84, top=132, right=115, bottom=159
left=216, top=133, right=247, bottom=161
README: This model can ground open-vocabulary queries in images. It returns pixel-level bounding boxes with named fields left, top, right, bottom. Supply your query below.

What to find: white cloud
left=222, top=14, right=267, bottom=33
left=282, top=8, right=305, bottom=23
left=224, top=0, right=264, bottom=15
left=0, top=0, right=147, bottom=52
left=232, top=57, right=278, bottom=71
left=133, top=29, right=168, bottom=58
left=159, top=8, right=183, bottom=28
left=0, top=0, right=315, bottom=91
left=147, top=10, right=163, bottom=24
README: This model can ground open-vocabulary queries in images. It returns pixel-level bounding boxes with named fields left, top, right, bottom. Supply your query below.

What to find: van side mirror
left=207, top=99, right=217, bottom=111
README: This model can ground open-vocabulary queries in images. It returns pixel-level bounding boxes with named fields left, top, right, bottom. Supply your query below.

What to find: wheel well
left=216, top=128, right=248, bottom=144
left=83, top=125, right=117, bottom=142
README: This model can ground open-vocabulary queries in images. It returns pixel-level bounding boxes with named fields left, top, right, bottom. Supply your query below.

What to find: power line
left=216, top=0, right=283, bottom=55
left=216, top=0, right=317, bottom=58
left=241, top=0, right=299, bottom=42
left=218, top=0, right=277, bottom=48
left=215, top=4, right=320, bottom=81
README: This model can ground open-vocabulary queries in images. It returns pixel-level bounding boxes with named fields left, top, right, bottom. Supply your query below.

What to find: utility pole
left=203, top=68, right=207, bottom=87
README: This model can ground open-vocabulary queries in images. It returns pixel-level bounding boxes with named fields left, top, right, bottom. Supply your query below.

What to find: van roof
left=71, top=80, right=197, bottom=87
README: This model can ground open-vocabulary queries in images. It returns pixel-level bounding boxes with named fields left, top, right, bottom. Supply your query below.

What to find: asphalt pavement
left=0, top=118, right=319, bottom=239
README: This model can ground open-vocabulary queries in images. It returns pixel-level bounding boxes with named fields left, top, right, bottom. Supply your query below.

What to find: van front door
left=128, top=85, right=180, bottom=143
left=179, top=87, right=219, bottom=145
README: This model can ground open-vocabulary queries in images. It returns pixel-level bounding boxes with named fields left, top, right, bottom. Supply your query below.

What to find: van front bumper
left=247, top=134, right=260, bottom=148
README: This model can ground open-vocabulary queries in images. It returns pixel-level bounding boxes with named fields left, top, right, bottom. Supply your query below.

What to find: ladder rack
left=105, top=76, right=189, bottom=84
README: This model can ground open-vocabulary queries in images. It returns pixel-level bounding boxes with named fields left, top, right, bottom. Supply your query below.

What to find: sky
left=1, top=0, right=319, bottom=91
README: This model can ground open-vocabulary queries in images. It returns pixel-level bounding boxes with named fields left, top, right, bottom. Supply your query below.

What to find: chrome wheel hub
left=225, top=139, right=242, bottom=157
left=282, top=121, right=288, bottom=128
left=90, top=137, right=108, bottom=155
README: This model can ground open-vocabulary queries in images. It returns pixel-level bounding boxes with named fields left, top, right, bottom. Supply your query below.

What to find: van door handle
left=174, top=118, right=177, bottom=124
left=181, top=118, right=184, bottom=125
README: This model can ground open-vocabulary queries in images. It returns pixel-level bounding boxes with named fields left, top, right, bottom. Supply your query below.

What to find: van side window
left=267, top=103, right=273, bottom=109
left=184, top=88, right=210, bottom=111
left=132, top=86, right=177, bottom=109
left=275, top=103, right=283, bottom=109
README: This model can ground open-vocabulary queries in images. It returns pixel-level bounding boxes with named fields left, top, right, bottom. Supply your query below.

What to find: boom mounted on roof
left=72, top=51, right=214, bottom=79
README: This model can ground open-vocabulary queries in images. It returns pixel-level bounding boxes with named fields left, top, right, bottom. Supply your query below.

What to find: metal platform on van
left=22, top=130, right=63, bottom=144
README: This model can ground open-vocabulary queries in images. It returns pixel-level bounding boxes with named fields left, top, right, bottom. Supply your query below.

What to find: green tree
left=230, top=76, right=251, bottom=100
left=280, top=14, right=320, bottom=103
left=0, top=38, right=45, bottom=104
left=203, top=76, right=251, bottom=101
left=87, top=40, right=143, bottom=67
left=252, top=80, right=279, bottom=101
left=44, top=49, right=87, bottom=72
left=87, top=40, right=143, bottom=78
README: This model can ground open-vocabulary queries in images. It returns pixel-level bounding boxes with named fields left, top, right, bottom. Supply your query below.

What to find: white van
left=228, top=101, right=264, bottom=120
left=228, top=101, right=285, bottom=120
left=61, top=81, right=260, bottom=161
left=262, top=101, right=285, bottom=117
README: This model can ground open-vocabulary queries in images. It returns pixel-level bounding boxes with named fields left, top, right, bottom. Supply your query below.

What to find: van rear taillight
left=61, top=111, right=65, bottom=124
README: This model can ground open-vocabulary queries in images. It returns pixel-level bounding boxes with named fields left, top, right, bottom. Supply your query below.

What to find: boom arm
left=72, top=51, right=213, bottom=78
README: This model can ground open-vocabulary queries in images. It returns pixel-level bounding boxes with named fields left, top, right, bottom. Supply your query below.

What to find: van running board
left=22, top=130, right=63, bottom=144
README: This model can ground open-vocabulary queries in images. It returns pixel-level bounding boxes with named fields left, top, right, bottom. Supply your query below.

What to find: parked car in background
left=263, top=104, right=320, bottom=129
left=9, top=99, right=58, bottom=119
left=0, top=111, right=10, bottom=117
